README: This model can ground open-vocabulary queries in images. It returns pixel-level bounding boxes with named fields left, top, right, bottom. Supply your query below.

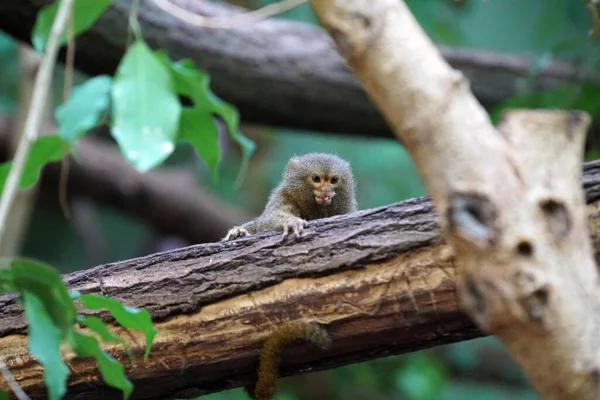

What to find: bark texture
left=0, top=113, right=250, bottom=244
left=309, top=0, right=600, bottom=398
left=0, top=0, right=598, bottom=137
left=2, top=161, right=600, bottom=398
left=0, top=196, right=475, bottom=399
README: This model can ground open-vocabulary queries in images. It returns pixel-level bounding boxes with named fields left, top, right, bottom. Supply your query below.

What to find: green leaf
left=56, top=75, right=112, bottom=144
left=23, top=292, right=69, bottom=400
left=394, top=354, right=447, bottom=400
left=161, top=57, right=220, bottom=180
left=74, top=293, right=157, bottom=359
left=78, top=315, right=135, bottom=364
left=79, top=315, right=128, bottom=348
left=8, top=258, right=77, bottom=332
left=0, top=135, right=70, bottom=194
left=156, top=53, right=255, bottom=184
left=179, top=111, right=219, bottom=180
left=111, top=40, right=181, bottom=172
left=0, top=389, right=9, bottom=400
left=70, top=331, right=133, bottom=399
left=32, top=0, right=112, bottom=52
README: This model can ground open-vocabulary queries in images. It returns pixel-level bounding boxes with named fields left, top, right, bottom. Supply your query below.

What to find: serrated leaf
left=155, top=55, right=220, bottom=180
left=111, top=40, right=181, bottom=172
left=9, top=258, right=77, bottom=332
left=70, top=331, right=133, bottom=399
left=23, top=292, right=69, bottom=400
left=0, top=135, right=70, bottom=194
left=156, top=53, right=255, bottom=184
left=32, top=0, right=112, bottom=52
left=178, top=111, right=219, bottom=181
left=56, top=75, right=112, bottom=144
left=74, top=293, right=156, bottom=359
left=79, top=315, right=128, bottom=348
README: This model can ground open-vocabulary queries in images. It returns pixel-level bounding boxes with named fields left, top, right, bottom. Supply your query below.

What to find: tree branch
left=1, top=160, right=600, bottom=399
left=0, top=113, right=250, bottom=244
left=0, top=0, right=598, bottom=138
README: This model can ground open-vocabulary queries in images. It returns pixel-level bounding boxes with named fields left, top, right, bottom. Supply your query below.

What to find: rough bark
left=0, top=0, right=598, bottom=138
left=2, top=160, right=600, bottom=399
left=309, top=0, right=600, bottom=399
left=0, top=114, right=250, bottom=244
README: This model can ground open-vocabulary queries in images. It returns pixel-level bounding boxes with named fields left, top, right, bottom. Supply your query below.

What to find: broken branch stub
left=309, top=0, right=600, bottom=398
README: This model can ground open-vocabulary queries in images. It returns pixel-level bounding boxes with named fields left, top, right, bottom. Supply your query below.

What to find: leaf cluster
left=0, top=259, right=156, bottom=399
left=0, top=0, right=255, bottom=201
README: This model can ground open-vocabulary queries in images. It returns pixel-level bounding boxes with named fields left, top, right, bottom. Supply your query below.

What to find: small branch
left=0, top=0, right=74, bottom=248
left=152, top=0, right=306, bottom=29
left=0, top=46, right=47, bottom=257
left=0, top=357, right=30, bottom=400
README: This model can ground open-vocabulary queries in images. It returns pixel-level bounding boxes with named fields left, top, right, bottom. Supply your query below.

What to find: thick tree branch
left=0, top=0, right=598, bottom=137
left=0, top=114, right=250, bottom=244
left=1, top=160, right=600, bottom=399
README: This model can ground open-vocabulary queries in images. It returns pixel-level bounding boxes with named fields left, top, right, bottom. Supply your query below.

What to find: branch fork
left=310, top=0, right=600, bottom=398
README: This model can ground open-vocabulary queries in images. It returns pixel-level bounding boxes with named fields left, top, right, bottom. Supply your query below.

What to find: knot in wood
left=448, top=192, right=497, bottom=246
left=539, top=198, right=571, bottom=239
left=514, top=270, right=550, bottom=324
left=521, top=286, right=549, bottom=323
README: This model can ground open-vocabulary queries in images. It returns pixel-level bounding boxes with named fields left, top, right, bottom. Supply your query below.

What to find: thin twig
left=0, top=357, right=31, bottom=400
left=59, top=157, right=72, bottom=219
left=59, top=7, right=76, bottom=221
left=128, top=0, right=142, bottom=44
left=62, top=11, right=75, bottom=101
left=152, top=0, right=306, bottom=29
left=0, top=0, right=75, bottom=250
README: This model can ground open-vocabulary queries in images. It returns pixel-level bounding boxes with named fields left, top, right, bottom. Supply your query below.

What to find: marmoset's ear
left=287, top=156, right=300, bottom=169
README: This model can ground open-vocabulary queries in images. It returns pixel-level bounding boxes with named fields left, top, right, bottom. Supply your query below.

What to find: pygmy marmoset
left=223, top=153, right=357, bottom=240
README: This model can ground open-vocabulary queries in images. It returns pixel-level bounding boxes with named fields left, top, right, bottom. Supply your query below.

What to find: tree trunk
left=309, top=0, right=600, bottom=398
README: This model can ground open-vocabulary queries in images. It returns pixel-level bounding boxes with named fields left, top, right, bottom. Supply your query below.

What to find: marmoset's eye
left=312, top=175, right=321, bottom=183
left=330, top=176, right=339, bottom=184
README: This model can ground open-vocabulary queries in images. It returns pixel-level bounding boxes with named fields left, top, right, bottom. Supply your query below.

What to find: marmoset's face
left=284, top=153, right=352, bottom=207
left=306, top=173, right=339, bottom=206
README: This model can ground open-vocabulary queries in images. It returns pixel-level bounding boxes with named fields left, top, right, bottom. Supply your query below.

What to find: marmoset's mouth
left=314, top=190, right=335, bottom=206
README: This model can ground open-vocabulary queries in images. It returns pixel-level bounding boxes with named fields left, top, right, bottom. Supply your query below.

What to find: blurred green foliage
left=0, top=259, right=157, bottom=400
left=31, top=0, right=111, bottom=51
left=1, top=0, right=600, bottom=398
left=0, top=33, right=18, bottom=113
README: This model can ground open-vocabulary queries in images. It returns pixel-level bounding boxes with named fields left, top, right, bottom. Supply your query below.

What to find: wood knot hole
left=448, top=193, right=497, bottom=244
left=523, top=287, right=549, bottom=321
left=516, top=240, right=534, bottom=257
left=539, top=199, right=570, bottom=239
